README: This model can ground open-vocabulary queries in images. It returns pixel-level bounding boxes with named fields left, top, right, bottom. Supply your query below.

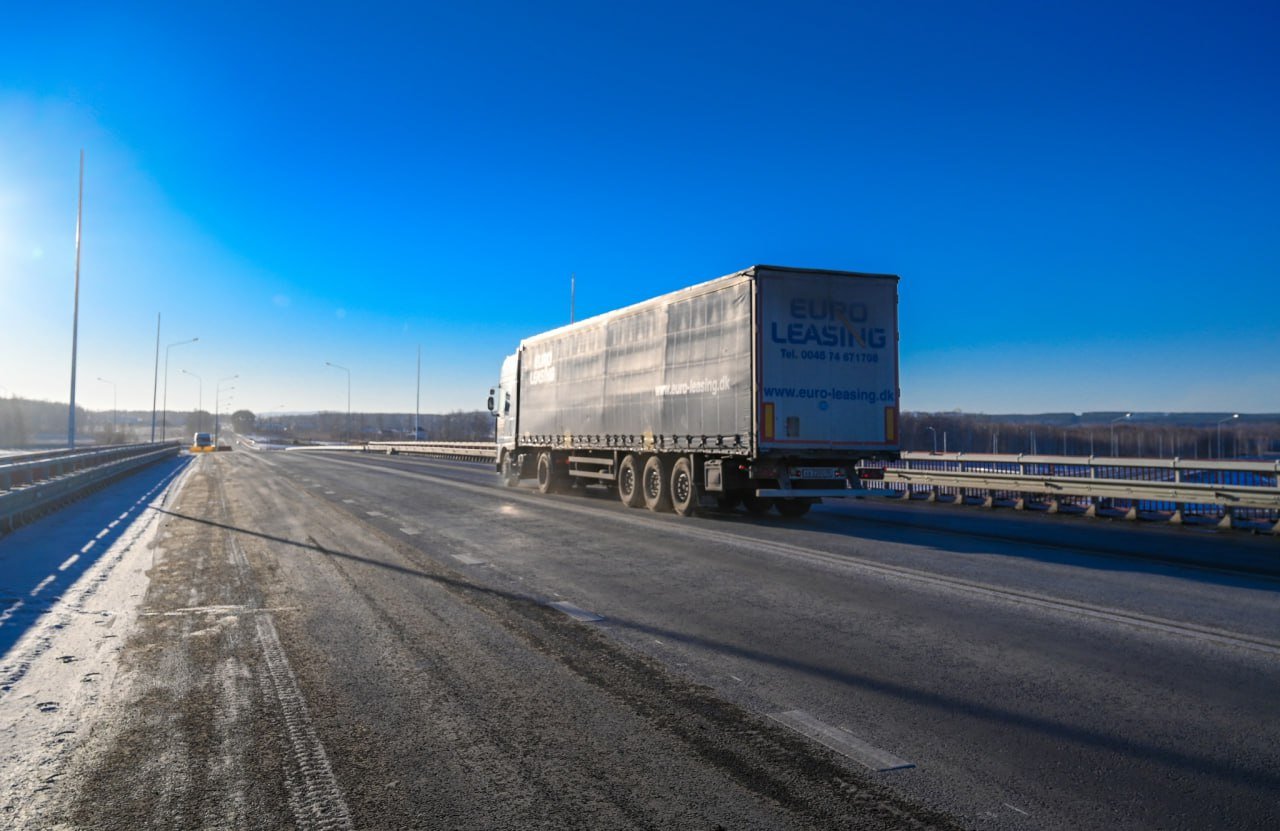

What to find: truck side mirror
left=486, top=395, right=495, bottom=413
left=504, top=392, right=511, bottom=415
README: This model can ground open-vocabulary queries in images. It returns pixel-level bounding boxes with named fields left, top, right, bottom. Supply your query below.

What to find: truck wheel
left=536, top=452, right=562, bottom=494
left=776, top=499, right=812, bottom=518
left=500, top=451, right=520, bottom=487
left=617, top=454, right=645, bottom=508
left=642, top=455, right=672, bottom=512
left=670, top=457, right=699, bottom=517
left=743, top=495, right=776, bottom=516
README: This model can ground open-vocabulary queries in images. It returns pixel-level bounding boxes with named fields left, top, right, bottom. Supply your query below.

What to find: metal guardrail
left=0, top=442, right=181, bottom=533
left=362, top=441, right=499, bottom=463
left=879, top=452, right=1280, bottom=532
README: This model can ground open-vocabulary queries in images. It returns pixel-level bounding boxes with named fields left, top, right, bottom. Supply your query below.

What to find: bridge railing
left=875, top=452, right=1280, bottom=531
left=361, top=441, right=499, bottom=463
left=0, top=442, right=181, bottom=533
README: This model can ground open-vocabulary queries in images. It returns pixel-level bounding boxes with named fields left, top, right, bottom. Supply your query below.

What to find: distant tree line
left=250, top=409, right=494, bottom=443
left=901, top=412, right=1280, bottom=459
left=5, top=394, right=1276, bottom=459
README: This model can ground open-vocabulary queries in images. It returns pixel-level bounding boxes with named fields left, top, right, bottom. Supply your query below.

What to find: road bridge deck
left=1, top=451, right=1276, bottom=829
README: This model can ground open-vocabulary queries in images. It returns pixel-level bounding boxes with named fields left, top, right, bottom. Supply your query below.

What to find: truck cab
left=487, top=353, right=519, bottom=481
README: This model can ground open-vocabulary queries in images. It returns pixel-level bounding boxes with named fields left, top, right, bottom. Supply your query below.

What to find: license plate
left=793, top=467, right=839, bottom=479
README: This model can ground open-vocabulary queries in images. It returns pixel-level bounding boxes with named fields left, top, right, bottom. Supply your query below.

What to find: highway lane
left=13, top=449, right=1275, bottom=829
left=256, top=449, right=1280, bottom=830
left=19, top=452, right=961, bottom=830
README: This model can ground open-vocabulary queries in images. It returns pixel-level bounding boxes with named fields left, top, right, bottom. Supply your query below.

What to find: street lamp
left=1217, top=413, right=1239, bottom=459
left=161, top=337, right=198, bottom=441
left=96, top=377, right=117, bottom=434
left=181, top=369, right=203, bottom=433
left=325, top=361, right=351, bottom=441
left=926, top=425, right=937, bottom=453
left=215, top=374, right=238, bottom=440
left=1110, top=413, right=1131, bottom=456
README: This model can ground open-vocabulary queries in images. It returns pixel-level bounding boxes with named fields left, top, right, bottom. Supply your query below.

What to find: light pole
left=325, top=361, right=351, bottom=442
left=161, top=337, right=198, bottom=441
left=926, top=425, right=937, bottom=453
left=1110, top=413, right=1131, bottom=456
left=215, top=374, right=238, bottom=440
left=1217, top=413, right=1239, bottom=459
left=150, top=313, right=160, bottom=441
left=182, top=369, right=203, bottom=433
left=97, top=377, right=117, bottom=434
left=67, top=150, right=84, bottom=449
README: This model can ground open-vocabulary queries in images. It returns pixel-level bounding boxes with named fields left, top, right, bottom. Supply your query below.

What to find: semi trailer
left=486, top=264, right=900, bottom=517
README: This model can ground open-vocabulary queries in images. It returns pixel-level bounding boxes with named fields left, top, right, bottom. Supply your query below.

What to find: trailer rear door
left=756, top=267, right=899, bottom=452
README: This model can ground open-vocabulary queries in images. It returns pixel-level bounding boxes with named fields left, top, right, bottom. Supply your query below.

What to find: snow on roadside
left=0, top=460, right=196, bottom=824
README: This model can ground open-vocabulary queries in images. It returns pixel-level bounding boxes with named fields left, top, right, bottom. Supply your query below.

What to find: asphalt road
left=7, top=449, right=1279, bottom=829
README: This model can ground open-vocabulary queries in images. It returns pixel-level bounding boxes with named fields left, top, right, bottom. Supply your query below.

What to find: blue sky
left=2, top=1, right=1276, bottom=416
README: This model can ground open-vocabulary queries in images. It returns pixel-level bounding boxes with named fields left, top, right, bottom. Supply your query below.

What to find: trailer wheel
left=642, top=455, right=672, bottom=512
left=670, top=457, right=699, bottom=517
left=743, top=495, right=775, bottom=516
left=776, top=499, right=812, bottom=518
left=617, top=454, right=645, bottom=508
left=536, top=452, right=563, bottom=494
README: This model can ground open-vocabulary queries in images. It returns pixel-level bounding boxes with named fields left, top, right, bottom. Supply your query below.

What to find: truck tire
left=536, top=452, right=563, bottom=494
left=617, top=454, right=645, bottom=508
left=776, top=499, right=812, bottom=518
left=500, top=451, right=520, bottom=487
left=743, top=495, right=775, bottom=516
left=641, top=455, right=672, bottom=512
left=670, top=457, right=699, bottom=517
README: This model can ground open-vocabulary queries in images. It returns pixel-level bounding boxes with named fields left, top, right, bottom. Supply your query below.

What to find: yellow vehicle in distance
left=191, top=432, right=215, bottom=453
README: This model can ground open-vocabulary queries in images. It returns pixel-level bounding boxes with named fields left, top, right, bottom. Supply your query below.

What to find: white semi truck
left=487, top=265, right=900, bottom=517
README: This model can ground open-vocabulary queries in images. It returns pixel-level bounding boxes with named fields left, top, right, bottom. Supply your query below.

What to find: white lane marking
left=140, top=606, right=299, bottom=617
left=398, top=528, right=420, bottom=536
left=30, top=576, right=57, bottom=597
left=365, top=511, right=385, bottom=517
left=341, top=499, right=356, bottom=504
left=323, top=490, right=335, bottom=495
left=451, top=554, right=486, bottom=566
left=1004, top=803, right=1030, bottom=816
left=0, top=600, right=23, bottom=627
left=770, top=710, right=914, bottom=772
left=94, top=529, right=110, bottom=540
left=57, top=555, right=79, bottom=572
left=107, top=520, right=119, bottom=529
left=547, top=601, right=605, bottom=623
left=118, top=512, right=129, bottom=520
left=79, top=541, right=95, bottom=554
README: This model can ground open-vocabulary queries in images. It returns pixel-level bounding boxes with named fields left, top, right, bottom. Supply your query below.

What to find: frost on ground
left=0, top=459, right=192, bottom=826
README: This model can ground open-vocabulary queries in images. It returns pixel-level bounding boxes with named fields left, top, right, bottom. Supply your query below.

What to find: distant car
left=193, top=432, right=213, bottom=450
